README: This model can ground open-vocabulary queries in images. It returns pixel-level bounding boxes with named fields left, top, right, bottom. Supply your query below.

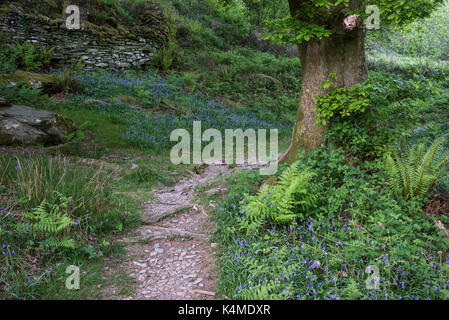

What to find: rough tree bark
left=281, top=0, right=368, bottom=163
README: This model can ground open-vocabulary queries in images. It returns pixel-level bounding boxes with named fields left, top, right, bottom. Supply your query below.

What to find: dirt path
left=116, top=164, right=245, bottom=300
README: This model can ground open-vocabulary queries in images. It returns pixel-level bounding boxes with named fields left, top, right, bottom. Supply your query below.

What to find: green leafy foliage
left=152, top=42, right=178, bottom=72
left=17, top=192, right=76, bottom=249
left=0, top=44, right=18, bottom=76
left=180, top=72, right=199, bottom=92
left=37, top=45, right=55, bottom=71
left=385, top=137, right=449, bottom=200
left=55, top=66, right=81, bottom=94
left=264, top=0, right=444, bottom=45
left=315, top=84, right=370, bottom=126
left=217, top=147, right=449, bottom=301
left=0, top=154, right=138, bottom=298
left=0, top=41, right=55, bottom=74
left=367, top=5, right=449, bottom=65
left=125, top=163, right=168, bottom=185
left=263, top=16, right=333, bottom=44
left=170, top=47, right=300, bottom=123
left=10, top=41, right=41, bottom=71
left=8, top=42, right=55, bottom=72
left=318, top=70, right=444, bottom=159
left=61, top=121, right=90, bottom=155
left=239, top=162, right=318, bottom=234
left=241, top=0, right=290, bottom=30
left=372, top=0, right=446, bottom=26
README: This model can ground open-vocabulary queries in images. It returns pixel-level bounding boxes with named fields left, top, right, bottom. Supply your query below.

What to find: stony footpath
left=117, top=164, right=240, bottom=300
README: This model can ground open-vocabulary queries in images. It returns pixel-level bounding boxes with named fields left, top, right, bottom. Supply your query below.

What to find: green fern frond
left=239, top=162, right=318, bottom=234
left=17, top=191, right=75, bottom=239
left=41, top=236, right=76, bottom=249
left=385, top=137, right=449, bottom=200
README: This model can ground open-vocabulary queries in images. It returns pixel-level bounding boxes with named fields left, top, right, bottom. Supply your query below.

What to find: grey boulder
left=0, top=103, right=76, bottom=146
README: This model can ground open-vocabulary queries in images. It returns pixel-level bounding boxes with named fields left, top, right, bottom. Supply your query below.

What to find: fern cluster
left=17, top=192, right=76, bottom=249
left=55, top=66, right=79, bottom=93
left=9, top=42, right=55, bottom=71
left=239, top=161, right=319, bottom=234
left=385, top=136, right=449, bottom=200
left=152, top=42, right=177, bottom=72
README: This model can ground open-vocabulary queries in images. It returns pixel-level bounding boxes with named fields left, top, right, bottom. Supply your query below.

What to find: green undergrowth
left=215, top=146, right=449, bottom=300
left=1, top=0, right=449, bottom=301
left=0, top=153, right=141, bottom=299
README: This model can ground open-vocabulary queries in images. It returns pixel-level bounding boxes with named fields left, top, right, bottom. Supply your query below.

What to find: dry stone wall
left=0, top=3, right=168, bottom=70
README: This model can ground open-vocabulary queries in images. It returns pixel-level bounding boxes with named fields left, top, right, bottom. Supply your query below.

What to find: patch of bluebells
left=0, top=208, right=18, bottom=257
left=2, top=243, right=16, bottom=257
left=72, top=70, right=292, bottom=150
left=222, top=192, right=449, bottom=300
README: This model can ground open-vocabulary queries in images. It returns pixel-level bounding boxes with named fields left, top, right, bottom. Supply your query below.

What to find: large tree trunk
left=282, top=1, right=368, bottom=163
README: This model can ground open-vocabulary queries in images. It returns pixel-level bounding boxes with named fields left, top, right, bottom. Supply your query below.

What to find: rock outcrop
left=0, top=99, right=76, bottom=145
